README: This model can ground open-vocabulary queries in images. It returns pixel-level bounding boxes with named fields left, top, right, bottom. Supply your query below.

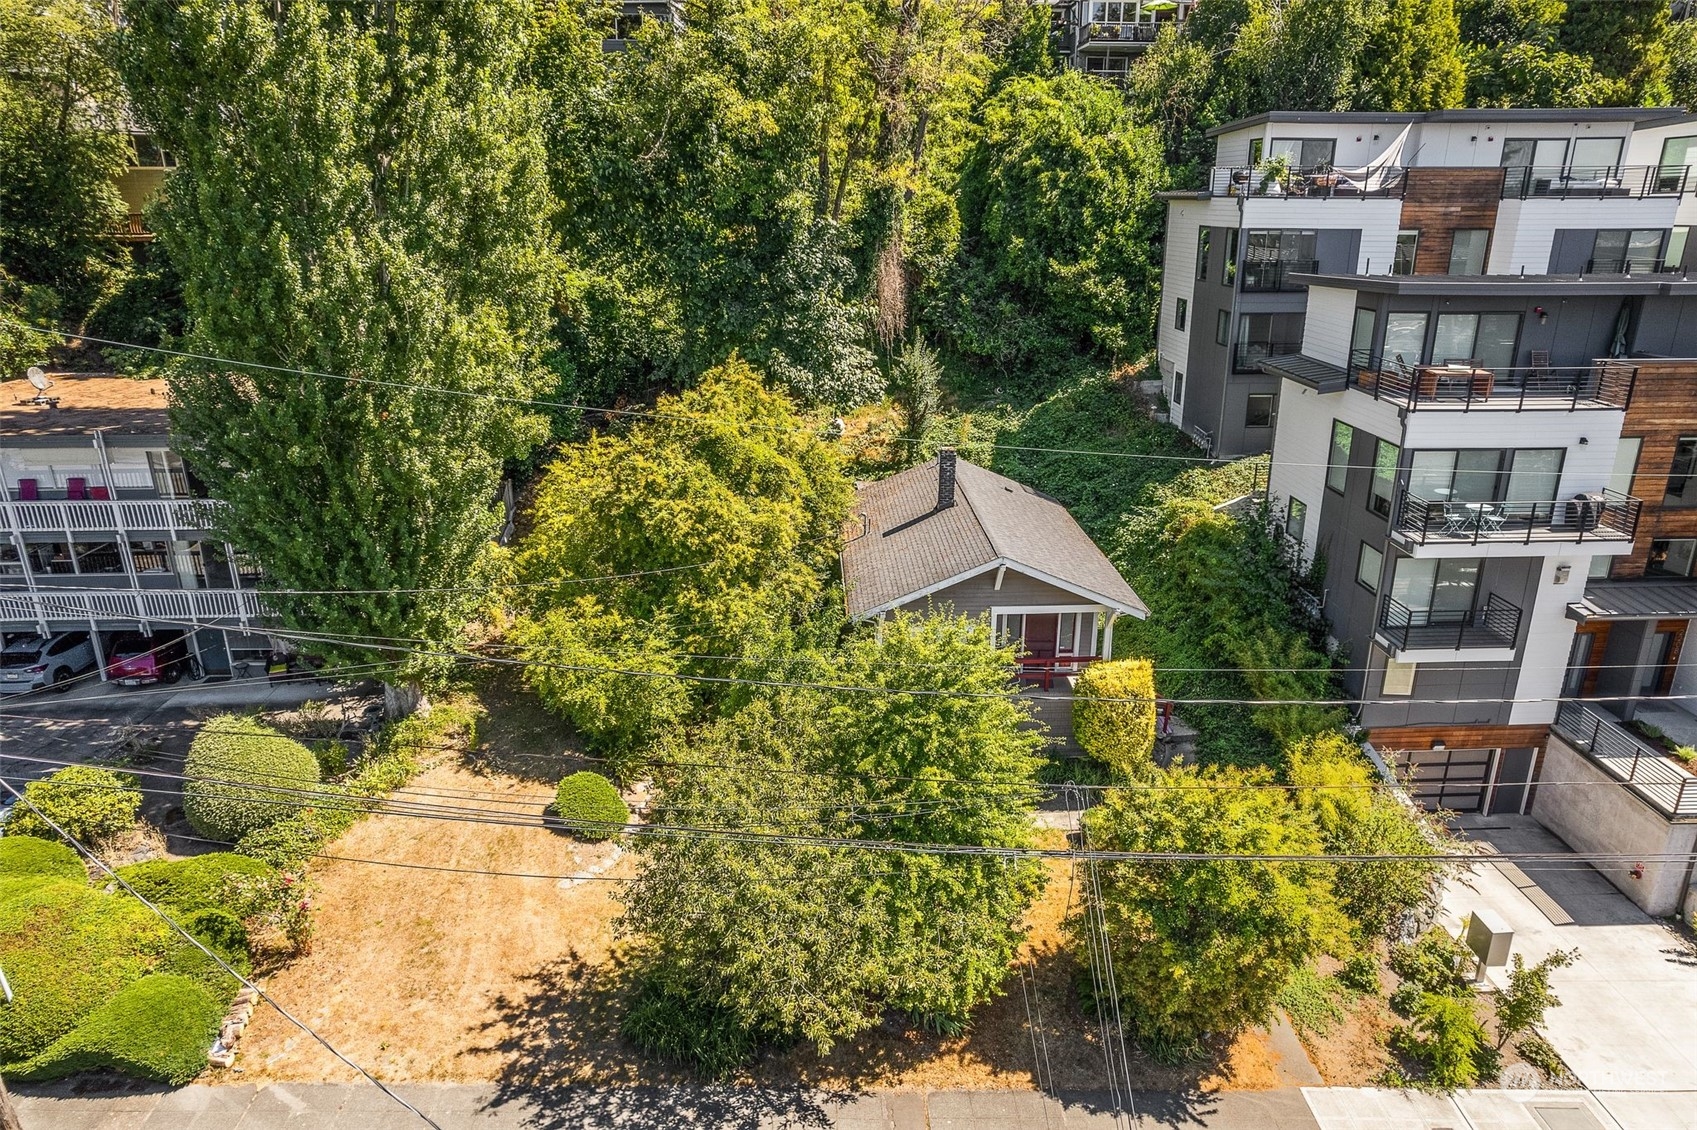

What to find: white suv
left=0, top=632, right=98, bottom=694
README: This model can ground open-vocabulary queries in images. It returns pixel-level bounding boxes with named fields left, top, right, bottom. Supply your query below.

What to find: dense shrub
left=1072, top=659, right=1157, bottom=778
left=116, top=852, right=278, bottom=918
left=182, top=715, right=322, bottom=842
left=549, top=772, right=629, bottom=840
left=10, top=974, right=222, bottom=1086
left=0, top=836, right=85, bottom=883
left=161, top=908, right=253, bottom=988
left=1276, top=966, right=1348, bottom=1036
left=622, top=969, right=760, bottom=1079
left=1405, top=992, right=1494, bottom=1088
left=3, top=766, right=140, bottom=846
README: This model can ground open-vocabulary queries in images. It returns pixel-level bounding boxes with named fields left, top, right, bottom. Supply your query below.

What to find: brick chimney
left=937, top=447, right=957, bottom=510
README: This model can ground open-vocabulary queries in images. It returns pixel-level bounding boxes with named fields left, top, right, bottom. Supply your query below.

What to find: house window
left=1591, top=229, right=1666, bottom=274
left=1357, top=542, right=1383, bottom=593
left=1350, top=308, right=1377, bottom=368
left=1175, top=297, right=1188, bottom=330
left=147, top=451, right=191, bottom=498
left=1448, top=229, right=1489, bottom=275
left=1241, top=230, right=1319, bottom=291
left=0, top=543, right=22, bottom=576
left=1327, top=421, right=1353, bottom=494
left=1196, top=229, right=1210, bottom=280
left=1666, top=437, right=1697, bottom=506
left=1249, top=138, right=1264, bottom=166
left=1392, top=230, right=1419, bottom=275
left=26, top=542, right=75, bottom=574
left=1370, top=438, right=1400, bottom=517
left=1269, top=137, right=1336, bottom=170
left=128, top=540, right=170, bottom=573
left=1382, top=656, right=1417, bottom=696
left=1658, top=136, right=1697, bottom=192
left=1609, top=437, right=1642, bottom=496
left=1245, top=393, right=1276, bottom=428
left=72, top=541, right=123, bottom=574
left=1235, top=311, right=1304, bottom=371
left=1172, top=370, right=1185, bottom=404
left=1223, top=229, right=1239, bottom=285
left=1391, top=556, right=1482, bottom=618
left=1407, top=448, right=1565, bottom=504
left=1431, top=312, right=1520, bottom=369
left=1501, top=137, right=1566, bottom=169
left=1648, top=539, right=1697, bottom=578
left=1669, top=227, right=1691, bottom=271
left=1285, top=497, right=1307, bottom=541
left=1215, top=309, right=1229, bottom=346
left=1382, top=312, right=1428, bottom=369
left=1570, top=137, right=1623, bottom=174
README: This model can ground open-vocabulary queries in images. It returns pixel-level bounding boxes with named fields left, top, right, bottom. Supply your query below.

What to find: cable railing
left=1377, top=592, right=1521, bottom=652
left=1583, top=256, right=1679, bottom=275
left=1501, top=165, right=1687, bottom=199
left=1348, top=355, right=1637, bottom=411
left=1207, top=164, right=1407, bottom=198
left=1552, top=701, right=1697, bottom=818
left=1393, top=487, right=1641, bottom=545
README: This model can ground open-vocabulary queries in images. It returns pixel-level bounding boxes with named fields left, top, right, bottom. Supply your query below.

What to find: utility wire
left=0, top=777, right=443, bottom=1129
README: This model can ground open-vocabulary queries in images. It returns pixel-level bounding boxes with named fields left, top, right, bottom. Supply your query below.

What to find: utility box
left=1465, top=909, right=1513, bottom=974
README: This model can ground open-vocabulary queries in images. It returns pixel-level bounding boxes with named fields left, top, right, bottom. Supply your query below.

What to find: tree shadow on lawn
left=453, top=667, right=593, bottom=786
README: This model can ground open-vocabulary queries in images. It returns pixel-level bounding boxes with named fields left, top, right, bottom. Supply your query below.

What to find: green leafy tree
left=1459, top=0, right=1612, bottom=107
left=1409, top=992, right=1491, bottom=1087
left=118, top=0, right=559, bottom=670
left=1493, top=948, right=1578, bottom=1048
left=1558, top=0, right=1670, bottom=105
left=889, top=333, right=943, bottom=457
left=0, top=0, right=129, bottom=318
left=1356, top=0, right=1467, bottom=111
left=1127, top=26, right=1219, bottom=178
left=1670, top=16, right=1697, bottom=109
left=1082, top=765, right=1342, bottom=1048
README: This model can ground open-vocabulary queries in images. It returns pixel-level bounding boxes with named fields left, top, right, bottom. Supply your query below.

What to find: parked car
left=0, top=632, right=97, bottom=694
left=105, top=631, right=196, bottom=686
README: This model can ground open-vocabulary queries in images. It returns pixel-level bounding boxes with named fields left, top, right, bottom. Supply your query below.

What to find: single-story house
left=841, top=449, right=1148, bottom=743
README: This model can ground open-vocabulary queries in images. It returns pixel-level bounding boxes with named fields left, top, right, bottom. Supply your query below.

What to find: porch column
left=1101, top=611, right=1117, bottom=661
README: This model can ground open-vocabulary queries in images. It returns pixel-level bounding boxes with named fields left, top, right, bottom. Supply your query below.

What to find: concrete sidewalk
left=9, top=1082, right=1319, bottom=1129
left=1303, top=1086, right=1697, bottom=1130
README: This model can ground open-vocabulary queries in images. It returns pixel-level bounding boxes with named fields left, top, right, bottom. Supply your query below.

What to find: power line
left=0, top=777, right=443, bottom=1129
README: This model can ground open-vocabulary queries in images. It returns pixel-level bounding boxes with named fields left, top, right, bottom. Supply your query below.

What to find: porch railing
left=1552, top=701, right=1697, bottom=818
left=1206, top=164, right=1407, bottom=199
left=1238, top=257, right=1319, bottom=292
left=0, top=586, right=263, bottom=629
left=1393, top=488, right=1641, bottom=546
left=1015, top=655, right=1100, bottom=691
left=1349, top=357, right=1637, bottom=412
left=4, top=498, right=222, bottom=536
left=1377, top=593, right=1521, bottom=653
left=1501, top=165, right=1687, bottom=199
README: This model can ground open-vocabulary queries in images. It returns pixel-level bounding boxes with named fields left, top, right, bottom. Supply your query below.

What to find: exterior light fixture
left=1431, top=740, right=1447, bottom=751
left=1535, top=306, right=1548, bottom=324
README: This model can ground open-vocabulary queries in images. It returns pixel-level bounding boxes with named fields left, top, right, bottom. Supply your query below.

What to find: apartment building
left=1158, top=108, right=1687, bottom=458
left=1, top=373, right=272, bottom=680
left=1049, top=0, right=1196, bottom=80
left=1209, top=109, right=1697, bottom=913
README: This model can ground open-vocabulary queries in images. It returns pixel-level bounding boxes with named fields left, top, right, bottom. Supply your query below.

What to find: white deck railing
left=4, top=498, right=222, bottom=536
left=0, top=587, right=263, bottom=628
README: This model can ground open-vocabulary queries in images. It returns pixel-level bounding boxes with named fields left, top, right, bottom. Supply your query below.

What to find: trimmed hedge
left=183, top=715, right=322, bottom=842
left=0, top=836, right=85, bottom=882
left=1073, top=659, right=1157, bottom=778
left=10, top=974, right=223, bottom=1086
left=549, top=772, right=629, bottom=841
left=116, top=852, right=278, bottom=918
left=2, top=766, right=140, bottom=846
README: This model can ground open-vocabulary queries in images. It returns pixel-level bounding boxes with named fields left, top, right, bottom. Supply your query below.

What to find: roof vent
left=937, top=448, right=957, bottom=510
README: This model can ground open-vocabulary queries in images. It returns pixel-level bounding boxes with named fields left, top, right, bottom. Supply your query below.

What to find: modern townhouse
left=1158, top=107, right=1686, bottom=458
left=1048, top=0, right=1195, bottom=80
left=1, top=373, right=273, bottom=682
left=1207, top=109, right=1697, bottom=915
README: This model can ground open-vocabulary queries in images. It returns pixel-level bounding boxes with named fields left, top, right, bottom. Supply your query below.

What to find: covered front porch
left=993, top=605, right=1117, bottom=690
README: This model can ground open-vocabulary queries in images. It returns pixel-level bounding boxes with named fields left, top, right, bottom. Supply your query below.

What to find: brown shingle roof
left=842, top=454, right=1148, bottom=620
left=1, top=373, right=170, bottom=437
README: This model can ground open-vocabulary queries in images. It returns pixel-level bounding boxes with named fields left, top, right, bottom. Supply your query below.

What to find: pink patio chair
left=66, top=477, right=88, bottom=500
left=17, top=479, right=38, bottom=500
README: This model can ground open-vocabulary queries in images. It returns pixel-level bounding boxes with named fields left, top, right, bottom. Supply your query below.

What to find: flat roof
left=1206, top=107, right=1671, bottom=138
left=1292, top=272, right=1697, bottom=297
left=0, top=373, right=170, bottom=437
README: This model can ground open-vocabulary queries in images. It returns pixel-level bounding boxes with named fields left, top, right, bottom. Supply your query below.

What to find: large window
left=1350, top=308, right=1377, bottom=367
left=1608, top=436, right=1642, bottom=496
left=1501, top=137, right=1567, bottom=169
left=1648, top=539, right=1697, bottom=579
left=1174, top=297, right=1187, bottom=330
left=1327, top=421, right=1353, bottom=494
left=1659, top=136, right=1697, bottom=191
left=1390, top=556, right=1482, bottom=617
left=1407, top=448, right=1566, bottom=503
left=1357, top=542, right=1384, bottom=593
left=1383, top=312, right=1428, bottom=367
left=1245, top=393, right=1276, bottom=428
left=1393, top=230, right=1419, bottom=275
left=1234, top=311, right=1305, bottom=371
left=1448, top=229, right=1489, bottom=275
left=1570, top=137, right=1623, bottom=175
left=1269, top=137, right=1336, bottom=169
left=1591, top=229, right=1666, bottom=273
left=1431, top=312, right=1520, bottom=369
left=1215, top=309, right=1229, bottom=346
left=1371, top=438, right=1401, bottom=517
left=1668, top=227, right=1691, bottom=271
left=1196, top=229, right=1210, bottom=280
left=1241, top=230, right=1319, bottom=290
left=1666, top=436, right=1697, bottom=505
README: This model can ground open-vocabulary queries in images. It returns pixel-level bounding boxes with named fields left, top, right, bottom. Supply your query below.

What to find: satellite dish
left=26, top=367, right=51, bottom=391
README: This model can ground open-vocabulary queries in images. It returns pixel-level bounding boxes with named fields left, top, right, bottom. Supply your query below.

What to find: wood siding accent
left=1605, top=360, right=1697, bottom=580
left=1367, top=723, right=1549, bottom=753
left=1398, top=168, right=1505, bottom=275
left=1573, top=622, right=1611, bottom=697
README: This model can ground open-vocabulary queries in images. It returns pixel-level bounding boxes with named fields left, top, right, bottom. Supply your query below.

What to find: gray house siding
left=896, top=569, right=1096, bottom=621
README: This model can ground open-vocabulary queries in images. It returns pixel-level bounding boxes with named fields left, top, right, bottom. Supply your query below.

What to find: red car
left=105, top=631, right=194, bottom=686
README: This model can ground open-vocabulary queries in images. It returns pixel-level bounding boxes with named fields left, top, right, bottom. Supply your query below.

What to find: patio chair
left=16, top=478, right=38, bottom=501
left=1480, top=505, right=1509, bottom=534
left=66, top=477, right=88, bottom=500
left=89, top=485, right=110, bottom=500
left=1439, top=503, right=1472, bottom=537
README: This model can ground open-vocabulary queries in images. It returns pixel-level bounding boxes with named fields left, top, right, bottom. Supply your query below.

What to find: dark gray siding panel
left=1548, top=230, right=1595, bottom=274
left=1315, top=229, right=1362, bottom=275
left=900, top=569, right=1097, bottom=620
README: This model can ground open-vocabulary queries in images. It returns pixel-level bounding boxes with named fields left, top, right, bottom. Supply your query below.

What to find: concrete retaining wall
left=1532, top=735, right=1697, bottom=916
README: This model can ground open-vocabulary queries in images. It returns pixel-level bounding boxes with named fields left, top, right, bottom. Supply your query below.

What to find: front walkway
left=1442, top=817, right=1697, bottom=1092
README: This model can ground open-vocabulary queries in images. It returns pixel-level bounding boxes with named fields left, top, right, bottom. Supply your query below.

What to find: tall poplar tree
left=118, top=0, right=558, bottom=669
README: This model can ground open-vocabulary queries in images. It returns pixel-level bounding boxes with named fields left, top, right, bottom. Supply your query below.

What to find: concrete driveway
left=1441, top=817, right=1697, bottom=1093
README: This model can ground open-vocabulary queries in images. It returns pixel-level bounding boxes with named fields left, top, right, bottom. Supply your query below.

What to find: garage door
left=1394, top=747, right=1493, bottom=812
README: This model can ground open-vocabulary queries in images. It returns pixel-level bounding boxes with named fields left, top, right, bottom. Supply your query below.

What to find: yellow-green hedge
left=1073, top=659, right=1156, bottom=778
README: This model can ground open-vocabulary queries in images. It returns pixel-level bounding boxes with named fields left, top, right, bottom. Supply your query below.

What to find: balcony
left=1207, top=164, right=1407, bottom=199
left=1081, top=21, right=1159, bottom=45
left=1393, top=488, right=1641, bottom=546
left=1239, top=258, right=1319, bottom=292
left=1501, top=165, right=1687, bottom=200
left=1234, top=340, right=1304, bottom=373
left=0, top=586, right=264, bottom=628
left=1552, top=702, right=1697, bottom=817
left=3, top=498, right=221, bottom=537
left=1377, top=592, right=1521, bottom=653
left=1349, top=358, right=1637, bottom=412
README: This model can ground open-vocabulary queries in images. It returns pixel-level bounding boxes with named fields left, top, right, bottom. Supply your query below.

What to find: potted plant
left=1258, top=152, right=1292, bottom=195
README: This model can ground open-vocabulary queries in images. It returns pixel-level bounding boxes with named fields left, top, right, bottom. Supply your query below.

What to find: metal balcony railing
left=1501, top=165, right=1687, bottom=199
left=1584, top=257, right=1679, bottom=275
left=1348, top=356, right=1637, bottom=412
left=1377, top=592, right=1521, bottom=652
left=1238, top=258, right=1319, bottom=292
left=1552, top=701, right=1697, bottom=817
left=1393, top=487, right=1641, bottom=545
left=1082, top=21, right=1160, bottom=44
left=1234, top=341, right=1304, bottom=372
left=3, top=498, right=221, bottom=536
left=1207, top=164, right=1407, bottom=198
